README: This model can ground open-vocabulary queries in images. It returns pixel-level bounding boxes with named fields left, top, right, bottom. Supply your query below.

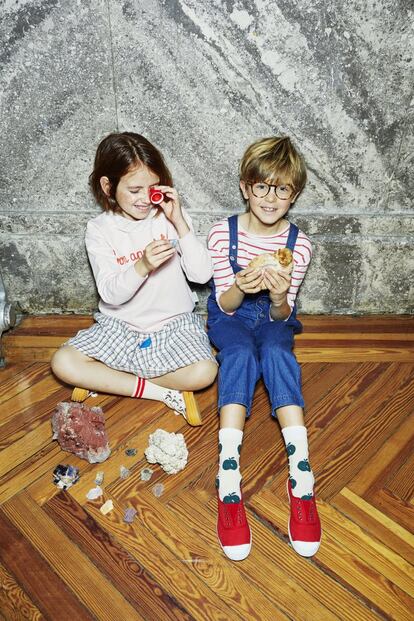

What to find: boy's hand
left=139, top=239, right=175, bottom=275
left=262, top=267, right=291, bottom=305
left=235, top=267, right=263, bottom=294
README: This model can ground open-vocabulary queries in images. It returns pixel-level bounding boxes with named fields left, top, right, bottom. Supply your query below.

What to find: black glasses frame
left=247, top=182, right=294, bottom=200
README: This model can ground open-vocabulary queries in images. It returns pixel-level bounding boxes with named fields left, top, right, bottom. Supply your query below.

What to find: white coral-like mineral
left=144, top=429, right=188, bottom=474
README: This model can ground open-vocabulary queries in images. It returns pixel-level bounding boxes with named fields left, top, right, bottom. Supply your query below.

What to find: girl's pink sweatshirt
left=85, top=208, right=212, bottom=332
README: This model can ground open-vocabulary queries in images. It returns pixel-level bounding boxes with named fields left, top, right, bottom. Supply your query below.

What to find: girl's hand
left=235, top=267, right=263, bottom=294
left=140, top=239, right=176, bottom=275
left=262, top=268, right=291, bottom=305
left=155, top=186, right=185, bottom=227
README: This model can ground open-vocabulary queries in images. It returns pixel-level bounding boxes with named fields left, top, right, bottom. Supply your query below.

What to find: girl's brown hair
left=89, top=132, right=173, bottom=213
left=240, top=136, right=307, bottom=192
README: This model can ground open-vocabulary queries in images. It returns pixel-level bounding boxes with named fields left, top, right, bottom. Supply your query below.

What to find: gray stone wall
left=1, top=0, right=413, bottom=315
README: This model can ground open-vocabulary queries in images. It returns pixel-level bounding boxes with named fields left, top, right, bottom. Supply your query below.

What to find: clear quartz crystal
left=140, top=467, right=154, bottom=481
left=152, top=483, right=164, bottom=497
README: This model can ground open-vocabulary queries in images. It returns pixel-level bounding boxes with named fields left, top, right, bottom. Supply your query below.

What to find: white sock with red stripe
left=131, top=377, right=186, bottom=415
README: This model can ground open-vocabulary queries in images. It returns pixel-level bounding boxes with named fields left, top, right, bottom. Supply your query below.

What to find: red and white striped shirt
left=208, top=218, right=312, bottom=312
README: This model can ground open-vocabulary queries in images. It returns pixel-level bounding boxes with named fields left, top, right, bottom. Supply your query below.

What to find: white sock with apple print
left=216, top=428, right=243, bottom=504
left=282, top=425, right=315, bottom=499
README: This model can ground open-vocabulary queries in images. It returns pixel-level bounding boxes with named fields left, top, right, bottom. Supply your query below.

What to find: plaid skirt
left=67, top=312, right=215, bottom=379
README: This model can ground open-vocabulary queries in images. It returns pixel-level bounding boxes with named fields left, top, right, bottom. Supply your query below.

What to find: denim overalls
left=207, top=215, right=304, bottom=417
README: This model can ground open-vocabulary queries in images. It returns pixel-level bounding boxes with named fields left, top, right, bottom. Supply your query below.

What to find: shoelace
left=296, top=502, right=303, bottom=521
left=236, top=504, right=245, bottom=526
left=295, top=497, right=316, bottom=523
left=221, top=503, right=245, bottom=528
left=308, top=500, right=315, bottom=522
left=223, top=505, right=232, bottom=527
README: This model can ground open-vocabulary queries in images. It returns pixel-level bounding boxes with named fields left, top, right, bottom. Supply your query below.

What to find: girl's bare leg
left=51, top=345, right=217, bottom=394
left=151, top=359, right=217, bottom=391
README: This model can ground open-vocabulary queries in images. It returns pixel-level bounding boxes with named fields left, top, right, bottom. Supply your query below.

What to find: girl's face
left=102, top=164, right=160, bottom=221
left=240, top=179, right=298, bottom=233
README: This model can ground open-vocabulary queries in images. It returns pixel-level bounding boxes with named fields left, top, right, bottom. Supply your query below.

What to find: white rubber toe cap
left=222, top=542, right=252, bottom=561
left=289, top=537, right=320, bottom=557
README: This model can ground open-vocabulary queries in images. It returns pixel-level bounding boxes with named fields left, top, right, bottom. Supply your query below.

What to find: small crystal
left=152, top=483, right=164, bottom=497
left=52, top=464, right=80, bottom=490
left=95, top=471, right=104, bottom=485
left=140, top=467, right=153, bottom=481
left=100, top=499, right=114, bottom=515
left=86, top=486, right=103, bottom=500
left=123, top=507, right=137, bottom=523
left=120, top=466, right=130, bottom=479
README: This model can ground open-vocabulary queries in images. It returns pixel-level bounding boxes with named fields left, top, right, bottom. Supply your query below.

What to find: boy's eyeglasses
left=248, top=182, right=294, bottom=200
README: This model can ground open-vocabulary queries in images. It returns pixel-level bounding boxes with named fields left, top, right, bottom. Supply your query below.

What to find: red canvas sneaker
left=217, top=493, right=252, bottom=561
left=287, top=479, right=321, bottom=557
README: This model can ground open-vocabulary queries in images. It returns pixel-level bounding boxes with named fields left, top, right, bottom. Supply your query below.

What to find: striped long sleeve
left=207, top=218, right=312, bottom=311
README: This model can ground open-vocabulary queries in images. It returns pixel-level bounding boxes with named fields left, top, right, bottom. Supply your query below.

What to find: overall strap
left=227, top=215, right=242, bottom=274
left=285, top=222, right=299, bottom=319
left=286, top=222, right=299, bottom=251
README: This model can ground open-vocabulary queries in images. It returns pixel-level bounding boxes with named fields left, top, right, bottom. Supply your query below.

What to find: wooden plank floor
left=0, top=315, right=413, bottom=620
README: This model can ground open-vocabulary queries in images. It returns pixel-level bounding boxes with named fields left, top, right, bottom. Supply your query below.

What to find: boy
left=207, top=136, right=321, bottom=561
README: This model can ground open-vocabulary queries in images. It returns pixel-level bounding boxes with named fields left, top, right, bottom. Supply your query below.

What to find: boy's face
left=240, top=179, right=299, bottom=230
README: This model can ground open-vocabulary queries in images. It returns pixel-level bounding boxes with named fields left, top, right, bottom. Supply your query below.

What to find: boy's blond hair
left=239, top=136, right=307, bottom=192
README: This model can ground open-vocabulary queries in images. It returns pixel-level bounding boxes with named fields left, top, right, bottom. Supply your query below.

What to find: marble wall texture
left=1, top=0, right=413, bottom=315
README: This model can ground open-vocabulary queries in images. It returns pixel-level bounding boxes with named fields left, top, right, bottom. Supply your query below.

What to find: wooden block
left=111, top=486, right=290, bottom=621
left=169, top=489, right=384, bottom=621
left=348, top=413, right=414, bottom=497
left=0, top=362, right=62, bottom=414
left=0, top=561, right=43, bottom=621
left=368, top=487, right=414, bottom=534
left=387, top=450, right=414, bottom=502
left=44, top=493, right=193, bottom=621
left=332, top=488, right=414, bottom=565
left=0, top=507, right=95, bottom=620
left=78, top=494, right=245, bottom=620
left=4, top=315, right=414, bottom=363
left=0, top=361, right=36, bottom=384
left=2, top=493, right=145, bottom=620
left=294, top=345, right=414, bottom=362
left=297, top=315, right=414, bottom=334
left=250, top=489, right=414, bottom=620
left=0, top=385, right=68, bottom=450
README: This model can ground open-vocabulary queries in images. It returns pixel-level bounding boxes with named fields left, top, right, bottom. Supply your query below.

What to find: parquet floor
left=0, top=315, right=413, bottom=620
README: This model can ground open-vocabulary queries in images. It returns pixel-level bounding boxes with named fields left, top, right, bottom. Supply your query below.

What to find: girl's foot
left=162, top=390, right=203, bottom=426
left=162, top=389, right=186, bottom=416
left=287, top=479, right=321, bottom=556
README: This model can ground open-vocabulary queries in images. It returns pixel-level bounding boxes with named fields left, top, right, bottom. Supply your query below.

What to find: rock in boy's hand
left=235, top=267, right=263, bottom=294
left=141, top=239, right=175, bottom=274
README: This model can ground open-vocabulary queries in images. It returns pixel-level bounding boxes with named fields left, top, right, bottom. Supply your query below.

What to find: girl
left=52, top=132, right=217, bottom=425
left=207, top=136, right=321, bottom=560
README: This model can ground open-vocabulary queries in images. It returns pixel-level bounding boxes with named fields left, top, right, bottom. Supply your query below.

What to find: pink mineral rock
left=51, top=401, right=111, bottom=463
